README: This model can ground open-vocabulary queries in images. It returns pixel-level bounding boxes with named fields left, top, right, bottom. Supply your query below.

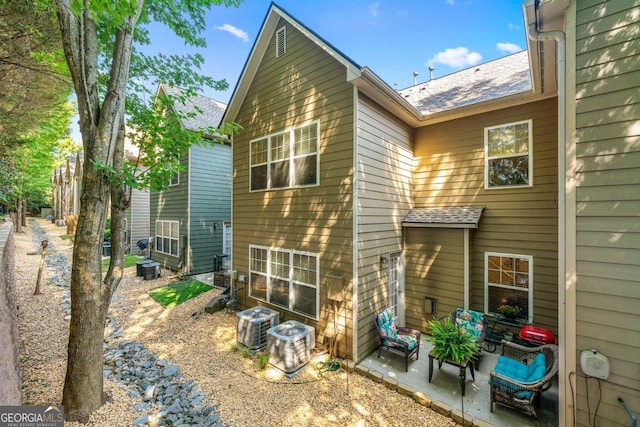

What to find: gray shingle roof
left=398, top=51, right=531, bottom=116
left=402, top=206, right=485, bottom=228
left=160, top=84, right=227, bottom=132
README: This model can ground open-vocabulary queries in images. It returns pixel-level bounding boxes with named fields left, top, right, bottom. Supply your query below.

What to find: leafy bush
left=427, top=316, right=479, bottom=364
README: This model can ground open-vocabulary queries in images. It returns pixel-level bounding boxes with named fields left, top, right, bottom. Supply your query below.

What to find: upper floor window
left=276, top=26, right=286, bottom=58
left=250, top=121, right=319, bottom=191
left=485, top=119, right=533, bottom=189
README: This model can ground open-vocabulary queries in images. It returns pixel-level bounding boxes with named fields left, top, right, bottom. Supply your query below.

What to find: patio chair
left=489, top=340, right=559, bottom=419
left=374, top=308, right=421, bottom=372
left=452, top=308, right=487, bottom=370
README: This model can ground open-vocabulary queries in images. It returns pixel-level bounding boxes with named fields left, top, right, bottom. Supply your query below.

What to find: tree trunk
left=55, top=0, right=143, bottom=419
left=62, top=154, right=112, bottom=421
left=34, top=240, right=48, bottom=295
left=15, top=198, right=22, bottom=233
left=21, top=198, right=27, bottom=228
left=104, top=117, right=127, bottom=296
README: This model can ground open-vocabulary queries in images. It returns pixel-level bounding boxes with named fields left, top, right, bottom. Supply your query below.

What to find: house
left=149, top=84, right=231, bottom=275
left=123, top=141, right=150, bottom=255
left=223, top=2, right=638, bottom=426
left=52, top=151, right=82, bottom=228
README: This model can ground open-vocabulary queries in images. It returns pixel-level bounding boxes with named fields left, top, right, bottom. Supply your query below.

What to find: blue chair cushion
left=492, top=352, right=547, bottom=400
left=454, top=308, right=485, bottom=339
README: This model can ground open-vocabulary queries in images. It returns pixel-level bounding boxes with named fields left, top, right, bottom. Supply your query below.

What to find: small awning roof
left=402, top=206, right=485, bottom=229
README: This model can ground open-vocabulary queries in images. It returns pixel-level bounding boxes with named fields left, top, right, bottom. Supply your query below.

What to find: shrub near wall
left=0, top=221, right=21, bottom=404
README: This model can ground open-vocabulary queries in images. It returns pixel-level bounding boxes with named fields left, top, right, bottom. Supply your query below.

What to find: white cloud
left=508, top=22, right=520, bottom=30
left=216, top=24, right=249, bottom=42
left=446, top=0, right=455, bottom=4
left=429, top=47, right=482, bottom=68
left=369, top=2, right=380, bottom=17
left=496, top=42, right=522, bottom=53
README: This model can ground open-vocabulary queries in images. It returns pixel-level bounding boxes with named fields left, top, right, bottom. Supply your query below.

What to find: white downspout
left=524, top=7, right=569, bottom=426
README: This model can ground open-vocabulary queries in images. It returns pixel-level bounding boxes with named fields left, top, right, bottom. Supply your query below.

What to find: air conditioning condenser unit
left=236, top=306, right=279, bottom=351
left=267, top=320, right=315, bottom=374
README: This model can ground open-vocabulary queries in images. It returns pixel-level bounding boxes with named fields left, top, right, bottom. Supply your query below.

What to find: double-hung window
left=249, top=245, right=319, bottom=319
left=485, top=119, right=532, bottom=189
left=484, top=252, right=533, bottom=322
left=250, top=121, right=319, bottom=191
left=155, top=220, right=179, bottom=257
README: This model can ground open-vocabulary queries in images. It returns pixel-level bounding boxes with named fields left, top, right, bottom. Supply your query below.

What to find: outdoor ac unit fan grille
left=236, top=307, right=279, bottom=351
left=267, top=320, right=315, bottom=374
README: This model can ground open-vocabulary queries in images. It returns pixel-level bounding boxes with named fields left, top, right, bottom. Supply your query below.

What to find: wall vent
left=276, top=26, right=286, bottom=58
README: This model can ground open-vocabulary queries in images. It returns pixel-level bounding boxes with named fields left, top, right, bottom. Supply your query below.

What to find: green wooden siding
left=188, top=143, right=231, bottom=275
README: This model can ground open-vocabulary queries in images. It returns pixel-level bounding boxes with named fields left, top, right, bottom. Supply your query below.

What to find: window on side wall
left=485, top=119, right=532, bottom=189
left=249, top=245, right=319, bottom=319
left=484, top=252, right=533, bottom=323
left=249, top=121, right=319, bottom=191
left=222, top=222, right=232, bottom=269
left=155, top=220, right=179, bottom=257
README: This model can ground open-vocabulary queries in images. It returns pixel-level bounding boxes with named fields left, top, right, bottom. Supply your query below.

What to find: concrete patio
left=356, top=335, right=559, bottom=427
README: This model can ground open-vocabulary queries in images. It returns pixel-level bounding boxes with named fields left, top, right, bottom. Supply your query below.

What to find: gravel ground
left=15, top=219, right=456, bottom=427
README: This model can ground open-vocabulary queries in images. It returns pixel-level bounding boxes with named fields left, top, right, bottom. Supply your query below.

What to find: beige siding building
left=223, top=3, right=639, bottom=426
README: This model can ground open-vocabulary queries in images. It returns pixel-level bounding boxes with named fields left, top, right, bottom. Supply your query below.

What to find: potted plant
left=496, top=304, right=522, bottom=319
left=427, top=316, right=480, bottom=364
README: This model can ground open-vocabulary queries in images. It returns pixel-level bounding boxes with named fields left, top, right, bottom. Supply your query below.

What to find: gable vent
left=276, top=26, right=286, bottom=58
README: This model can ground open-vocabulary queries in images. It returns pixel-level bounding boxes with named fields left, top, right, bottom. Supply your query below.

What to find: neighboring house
left=223, top=2, right=638, bottom=427
left=123, top=141, right=150, bottom=255
left=149, top=84, right=231, bottom=275
left=52, top=151, right=82, bottom=222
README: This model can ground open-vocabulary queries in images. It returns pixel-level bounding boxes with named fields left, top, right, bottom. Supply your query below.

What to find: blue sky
left=70, top=0, right=528, bottom=142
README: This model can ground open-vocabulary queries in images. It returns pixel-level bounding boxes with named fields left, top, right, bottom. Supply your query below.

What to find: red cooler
left=519, top=325, right=556, bottom=345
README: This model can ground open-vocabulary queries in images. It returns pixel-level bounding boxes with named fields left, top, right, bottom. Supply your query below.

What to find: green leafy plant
left=427, top=316, right=479, bottom=364
left=240, top=347, right=252, bottom=359
left=496, top=304, right=522, bottom=317
left=256, top=352, right=269, bottom=370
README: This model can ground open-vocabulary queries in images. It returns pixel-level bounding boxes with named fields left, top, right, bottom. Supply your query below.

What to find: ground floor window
left=249, top=245, right=319, bottom=319
left=484, top=252, right=533, bottom=322
left=222, top=222, right=232, bottom=269
left=155, top=220, right=179, bottom=257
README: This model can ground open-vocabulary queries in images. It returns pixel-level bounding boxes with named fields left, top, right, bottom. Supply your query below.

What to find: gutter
left=523, top=1, right=569, bottom=425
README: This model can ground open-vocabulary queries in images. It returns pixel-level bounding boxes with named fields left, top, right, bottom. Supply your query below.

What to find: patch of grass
left=256, top=352, right=269, bottom=370
left=60, top=234, right=74, bottom=240
left=148, top=279, right=213, bottom=308
left=101, top=254, right=142, bottom=271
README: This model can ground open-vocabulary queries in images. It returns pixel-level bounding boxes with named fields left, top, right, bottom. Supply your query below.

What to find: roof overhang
left=402, top=206, right=485, bottom=229
left=222, top=3, right=363, bottom=125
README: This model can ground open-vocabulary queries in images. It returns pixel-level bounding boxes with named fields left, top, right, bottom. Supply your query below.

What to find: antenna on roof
left=413, top=71, right=419, bottom=86
left=394, top=82, right=398, bottom=90
left=428, top=66, right=435, bottom=81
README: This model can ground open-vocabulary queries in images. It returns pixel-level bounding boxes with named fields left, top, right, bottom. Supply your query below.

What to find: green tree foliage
left=0, top=0, right=71, bottom=153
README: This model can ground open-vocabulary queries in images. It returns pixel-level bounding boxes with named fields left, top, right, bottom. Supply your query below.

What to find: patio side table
left=428, top=350, right=475, bottom=396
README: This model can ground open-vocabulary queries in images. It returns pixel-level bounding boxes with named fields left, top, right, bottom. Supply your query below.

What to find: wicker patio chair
left=374, top=308, right=421, bottom=372
left=452, top=308, right=487, bottom=370
left=489, top=340, right=559, bottom=419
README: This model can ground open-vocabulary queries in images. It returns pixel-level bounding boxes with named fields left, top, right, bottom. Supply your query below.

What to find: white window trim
left=169, top=171, right=179, bottom=187
left=249, top=120, right=320, bottom=192
left=484, top=119, right=533, bottom=190
left=155, top=220, right=179, bottom=257
left=248, top=244, right=320, bottom=320
left=484, top=252, right=534, bottom=323
left=276, top=26, right=286, bottom=58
